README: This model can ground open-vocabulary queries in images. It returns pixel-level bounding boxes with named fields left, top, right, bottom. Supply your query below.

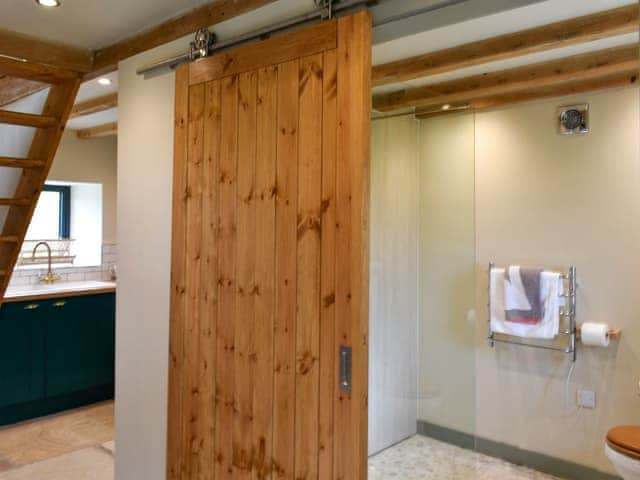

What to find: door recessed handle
left=24, top=304, right=40, bottom=310
left=339, top=345, right=352, bottom=394
left=53, top=301, right=66, bottom=308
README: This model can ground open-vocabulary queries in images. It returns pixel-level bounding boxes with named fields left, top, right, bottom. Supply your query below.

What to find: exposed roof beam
left=374, top=44, right=639, bottom=112
left=0, top=55, right=81, bottom=84
left=0, top=28, right=93, bottom=73
left=0, top=76, right=47, bottom=108
left=76, top=122, right=117, bottom=139
left=90, top=0, right=278, bottom=77
left=372, top=4, right=639, bottom=86
left=414, top=71, right=639, bottom=119
left=70, top=93, right=118, bottom=119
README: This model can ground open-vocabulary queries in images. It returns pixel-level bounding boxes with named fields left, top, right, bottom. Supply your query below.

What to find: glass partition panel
left=368, top=111, right=477, bottom=478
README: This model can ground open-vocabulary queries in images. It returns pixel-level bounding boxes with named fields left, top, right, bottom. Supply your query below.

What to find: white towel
left=490, top=268, right=564, bottom=339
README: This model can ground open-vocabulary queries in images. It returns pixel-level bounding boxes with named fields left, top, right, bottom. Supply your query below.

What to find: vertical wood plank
left=335, top=11, right=372, bottom=480
left=182, top=82, right=206, bottom=479
left=215, top=74, right=239, bottom=480
left=167, top=64, right=190, bottom=480
left=196, top=79, right=222, bottom=480
left=294, top=53, right=324, bottom=480
left=318, top=48, right=337, bottom=480
left=168, top=14, right=370, bottom=480
left=233, top=70, right=258, bottom=479
left=253, top=65, right=278, bottom=480
left=272, top=59, right=299, bottom=480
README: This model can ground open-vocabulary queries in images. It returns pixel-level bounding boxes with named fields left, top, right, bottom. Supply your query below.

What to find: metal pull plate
left=339, top=345, right=352, bottom=394
left=24, top=304, right=40, bottom=310
left=53, top=301, right=67, bottom=308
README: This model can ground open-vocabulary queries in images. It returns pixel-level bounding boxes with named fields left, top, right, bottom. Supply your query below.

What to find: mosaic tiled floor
left=0, top=403, right=564, bottom=480
left=368, top=436, right=564, bottom=480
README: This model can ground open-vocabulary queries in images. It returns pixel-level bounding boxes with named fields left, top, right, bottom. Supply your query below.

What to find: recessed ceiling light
left=97, top=78, right=112, bottom=86
left=441, top=104, right=451, bottom=111
left=35, top=0, right=61, bottom=7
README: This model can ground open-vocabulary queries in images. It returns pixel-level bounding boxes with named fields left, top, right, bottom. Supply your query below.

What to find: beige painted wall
left=369, top=116, right=419, bottom=454
left=418, top=114, right=476, bottom=434
left=49, top=131, right=117, bottom=243
left=475, top=86, right=640, bottom=474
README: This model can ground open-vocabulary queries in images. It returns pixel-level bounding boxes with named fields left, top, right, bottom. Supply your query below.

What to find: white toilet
left=605, top=426, right=640, bottom=480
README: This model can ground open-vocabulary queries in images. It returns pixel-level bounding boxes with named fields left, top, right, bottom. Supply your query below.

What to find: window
left=25, top=184, right=71, bottom=240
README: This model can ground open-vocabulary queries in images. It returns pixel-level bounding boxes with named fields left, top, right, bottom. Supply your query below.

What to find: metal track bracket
left=189, top=28, right=216, bottom=60
left=315, top=0, right=335, bottom=20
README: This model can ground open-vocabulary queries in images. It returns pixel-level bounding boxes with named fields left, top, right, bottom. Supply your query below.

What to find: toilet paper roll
left=580, top=323, right=610, bottom=347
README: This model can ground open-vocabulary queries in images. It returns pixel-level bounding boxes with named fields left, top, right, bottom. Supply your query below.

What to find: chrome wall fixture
left=487, top=263, right=578, bottom=362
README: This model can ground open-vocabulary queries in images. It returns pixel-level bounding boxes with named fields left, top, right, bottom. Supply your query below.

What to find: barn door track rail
left=137, top=0, right=377, bottom=77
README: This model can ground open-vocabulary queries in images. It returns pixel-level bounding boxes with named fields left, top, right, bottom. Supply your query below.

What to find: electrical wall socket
left=577, top=389, right=596, bottom=409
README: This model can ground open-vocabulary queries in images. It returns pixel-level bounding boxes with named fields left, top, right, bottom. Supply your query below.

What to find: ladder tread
left=0, top=109, right=57, bottom=128
left=0, top=198, right=32, bottom=207
left=0, top=156, right=46, bottom=169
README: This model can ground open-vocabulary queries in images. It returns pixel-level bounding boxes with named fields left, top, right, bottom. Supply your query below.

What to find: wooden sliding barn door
left=168, top=11, right=371, bottom=480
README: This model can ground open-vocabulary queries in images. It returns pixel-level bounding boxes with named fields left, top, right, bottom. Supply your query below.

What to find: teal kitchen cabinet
left=0, top=301, right=45, bottom=408
left=45, top=294, right=115, bottom=397
left=0, top=292, right=114, bottom=425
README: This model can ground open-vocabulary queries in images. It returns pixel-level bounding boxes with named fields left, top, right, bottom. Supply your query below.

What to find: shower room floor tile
left=368, top=435, right=564, bottom=480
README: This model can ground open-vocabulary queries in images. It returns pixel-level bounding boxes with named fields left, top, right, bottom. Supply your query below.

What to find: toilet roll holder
left=487, top=263, right=579, bottom=362
left=577, top=326, right=621, bottom=341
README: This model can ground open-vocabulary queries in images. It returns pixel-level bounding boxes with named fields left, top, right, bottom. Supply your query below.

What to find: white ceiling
left=0, top=0, right=214, bottom=50
left=75, top=71, right=118, bottom=103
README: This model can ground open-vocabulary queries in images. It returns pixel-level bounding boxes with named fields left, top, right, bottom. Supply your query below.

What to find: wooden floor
left=0, top=401, right=114, bottom=479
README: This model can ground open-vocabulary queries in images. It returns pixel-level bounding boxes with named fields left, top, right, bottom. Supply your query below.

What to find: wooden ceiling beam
left=76, top=122, right=117, bottom=139
left=90, top=0, right=278, bottom=77
left=372, top=4, right=639, bottom=87
left=373, top=44, right=640, bottom=112
left=414, top=71, right=639, bottom=119
left=70, top=92, right=118, bottom=118
left=0, top=28, right=93, bottom=73
left=0, top=55, right=81, bottom=84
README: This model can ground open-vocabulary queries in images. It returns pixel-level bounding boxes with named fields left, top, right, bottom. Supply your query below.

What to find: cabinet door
left=0, top=301, right=45, bottom=407
left=89, top=293, right=115, bottom=387
left=44, top=294, right=115, bottom=397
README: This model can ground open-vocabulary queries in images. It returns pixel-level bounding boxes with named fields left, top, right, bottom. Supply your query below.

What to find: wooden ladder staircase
left=0, top=57, right=81, bottom=303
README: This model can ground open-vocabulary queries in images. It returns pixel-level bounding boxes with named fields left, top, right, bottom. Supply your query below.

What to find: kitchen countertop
left=3, top=281, right=116, bottom=303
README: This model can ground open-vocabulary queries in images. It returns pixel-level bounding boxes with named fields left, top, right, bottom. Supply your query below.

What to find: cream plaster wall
left=474, top=86, right=640, bottom=474
left=48, top=131, right=117, bottom=243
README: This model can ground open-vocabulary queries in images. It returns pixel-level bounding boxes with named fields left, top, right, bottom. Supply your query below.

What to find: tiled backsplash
left=8, top=243, right=117, bottom=287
